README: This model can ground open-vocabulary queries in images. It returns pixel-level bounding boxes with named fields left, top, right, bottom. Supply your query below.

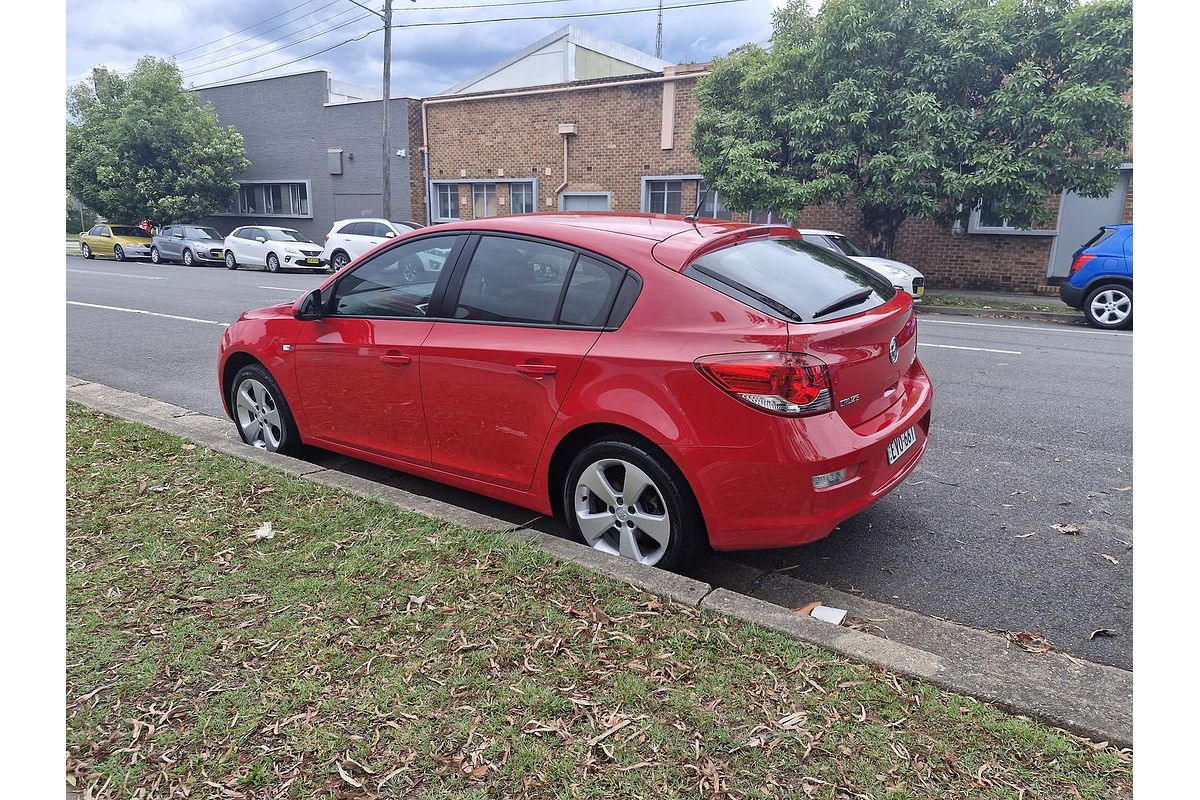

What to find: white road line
left=257, top=285, right=307, bottom=292
left=919, top=342, right=1022, bottom=355
left=67, top=269, right=165, bottom=281
left=920, top=317, right=1131, bottom=337
left=67, top=301, right=229, bottom=327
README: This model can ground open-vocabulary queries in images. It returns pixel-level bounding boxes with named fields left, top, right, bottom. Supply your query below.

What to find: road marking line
left=67, top=301, right=229, bottom=327
left=257, top=285, right=307, bottom=292
left=67, top=269, right=165, bottom=280
left=920, top=318, right=1131, bottom=337
left=919, top=342, right=1022, bottom=355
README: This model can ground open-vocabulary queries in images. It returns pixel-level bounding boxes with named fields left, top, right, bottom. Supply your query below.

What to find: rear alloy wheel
left=81, top=243, right=93, bottom=259
left=150, top=246, right=161, bottom=264
left=113, top=245, right=125, bottom=262
left=182, top=248, right=194, bottom=266
left=225, top=251, right=238, bottom=270
left=1084, top=283, right=1132, bottom=329
left=266, top=253, right=281, bottom=273
left=564, top=438, right=702, bottom=570
left=230, top=364, right=300, bottom=455
left=332, top=251, right=350, bottom=271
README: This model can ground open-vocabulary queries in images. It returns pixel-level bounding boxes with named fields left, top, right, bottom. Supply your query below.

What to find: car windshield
left=390, top=221, right=420, bottom=232
left=185, top=226, right=221, bottom=240
left=111, top=226, right=151, bottom=238
left=826, top=235, right=868, bottom=257
left=687, top=238, right=894, bottom=323
left=265, top=229, right=313, bottom=243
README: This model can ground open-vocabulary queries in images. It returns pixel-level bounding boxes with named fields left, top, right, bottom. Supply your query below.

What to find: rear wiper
left=811, top=287, right=874, bottom=319
left=691, top=265, right=804, bottom=322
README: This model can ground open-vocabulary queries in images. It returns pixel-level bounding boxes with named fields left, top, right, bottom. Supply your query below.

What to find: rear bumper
left=683, top=357, right=933, bottom=552
left=1060, top=282, right=1085, bottom=309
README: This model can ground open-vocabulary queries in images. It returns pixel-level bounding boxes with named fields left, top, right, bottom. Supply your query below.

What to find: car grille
left=208, top=249, right=223, bottom=258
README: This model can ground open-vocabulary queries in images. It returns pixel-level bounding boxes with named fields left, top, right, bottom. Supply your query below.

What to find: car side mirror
left=255, top=236, right=266, bottom=243
left=293, top=289, right=325, bottom=321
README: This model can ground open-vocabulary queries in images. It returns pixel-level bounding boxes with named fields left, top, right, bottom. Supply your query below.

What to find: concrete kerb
left=65, top=375, right=1131, bottom=748
left=916, top=305, right=1086, bottom=325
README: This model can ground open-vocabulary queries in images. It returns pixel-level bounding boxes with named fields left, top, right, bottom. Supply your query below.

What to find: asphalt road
left=66, top=255, right=1133, bottom=669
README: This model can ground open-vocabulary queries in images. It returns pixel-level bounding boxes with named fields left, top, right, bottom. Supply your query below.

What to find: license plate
left=305, top=257, right=320, bottom=264
left=915, top=285, right=924, bottom=296
left=887, top=426, right=917, bottom=465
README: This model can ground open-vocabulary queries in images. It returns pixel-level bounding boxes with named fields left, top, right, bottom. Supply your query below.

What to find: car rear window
left=686, top=238, right=895, bottom=323
left=1082, top=227, right=1117, bottom=249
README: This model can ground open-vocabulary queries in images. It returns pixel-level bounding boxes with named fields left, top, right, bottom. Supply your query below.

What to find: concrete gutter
left=916, top=304, right=1086, bottom=325
left=65, top=375, right=1131, bottom=748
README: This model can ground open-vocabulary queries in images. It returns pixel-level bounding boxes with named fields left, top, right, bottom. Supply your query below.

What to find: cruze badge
left=888, top=337, right=899, bottom=364
left=840, top=394, right=860, bottom=407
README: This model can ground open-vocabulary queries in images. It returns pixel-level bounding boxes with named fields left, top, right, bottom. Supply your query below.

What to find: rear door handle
left=516, top=363, right=557, bottom=377
left=380, top=351, right=412, bottom=366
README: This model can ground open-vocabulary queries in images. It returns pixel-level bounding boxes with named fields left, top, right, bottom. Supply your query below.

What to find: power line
left=170, top=0, right=330, bottom=59
left=191, top=0, right=750, bottom=89
left=175, top=1, right=349, bottom=66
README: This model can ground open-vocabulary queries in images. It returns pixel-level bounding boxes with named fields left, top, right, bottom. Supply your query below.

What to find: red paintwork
left=219, top=213, right=933, bottom=552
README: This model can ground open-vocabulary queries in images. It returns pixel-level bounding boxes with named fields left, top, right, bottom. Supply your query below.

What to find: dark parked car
left=1060, top=223, right=1132, bottom=329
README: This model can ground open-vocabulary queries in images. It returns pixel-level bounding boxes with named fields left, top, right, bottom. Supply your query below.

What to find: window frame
left=471, top=183, right=498, bottom=219
left=641, top=176, right=693, bottom=215
left=323, top=233, right=470, bottom=321
left=215, top=180, right=314, bottom=218
left=509, top=181, right=536, bottom=215
left=432, top=179, right=542, bottom=222
left=697, top=181, right=734, bottom=221
left=436, top=232, right=641, bottom=331
left=968, top=198, right=1057, bottom=236
left=432, top=182, right=461, bottom=222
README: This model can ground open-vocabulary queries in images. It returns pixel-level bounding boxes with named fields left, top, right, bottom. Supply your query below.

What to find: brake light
left=696, top=352, right=833, bottom=416
left=1069, top=253, right=1095, bottom=275
left=324, top=234, right=330, bottom=242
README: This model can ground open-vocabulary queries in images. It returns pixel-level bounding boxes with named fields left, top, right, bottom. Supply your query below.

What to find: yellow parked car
left=79, top=224, right=154, bottom=261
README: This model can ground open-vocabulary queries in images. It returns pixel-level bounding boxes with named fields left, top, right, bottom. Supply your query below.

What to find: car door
left=292, top=234, right=467, bottom=464
left=95, top=226, right=114, bottom=256
left=420, top=234, right=624, bottom=489
left=240, top=227, right=268, bottom=265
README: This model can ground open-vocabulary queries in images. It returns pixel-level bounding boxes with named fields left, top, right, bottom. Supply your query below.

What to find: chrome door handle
left=516, top=363, right=557, bottom=377
left=380, top=352, right=412, bottom=366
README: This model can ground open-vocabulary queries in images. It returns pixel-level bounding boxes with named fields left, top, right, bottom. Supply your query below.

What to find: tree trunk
left=861, top=206, right=907, bottom=260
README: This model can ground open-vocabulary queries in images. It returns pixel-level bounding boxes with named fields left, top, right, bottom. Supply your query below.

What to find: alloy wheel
left=225, top=252, right=237, bottom=270
left=82, top=244, right=91, bottom=259
left=333, top=253, right=349, bottom=270
left=183, top=249, right=193, bottom=266
left=573, top=458, right=671, bottom=566
left=114, top=245, right=125, bottom=262
left=1089, top=289, right=1131, bottom=326
left=150, top=247, right=160, bottom=264
left=267, top=254, right=280, bottom=273
left=234, top=378, right=284, bottom=450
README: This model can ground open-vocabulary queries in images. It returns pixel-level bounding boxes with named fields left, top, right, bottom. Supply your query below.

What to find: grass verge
left=67, top=404, right=1131, bottom=798
left=922, top=293, right=1078, bottom=314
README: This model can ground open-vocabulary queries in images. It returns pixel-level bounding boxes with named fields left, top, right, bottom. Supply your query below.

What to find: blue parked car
left=1060, top=223, right=1132, bottom=329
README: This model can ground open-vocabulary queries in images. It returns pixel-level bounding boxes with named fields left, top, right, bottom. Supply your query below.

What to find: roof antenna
left=684, top=182, right=709, bottom=223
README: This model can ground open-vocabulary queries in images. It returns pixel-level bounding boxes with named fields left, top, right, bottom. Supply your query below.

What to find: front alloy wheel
left=150, top=246, right=161, bottom=264
left=113, top=245, right=125, bottom=262
left=225, top=252, right=238, bottom=270
left=182, top=248, right=193, bottom=266
left=266, top=253, right=280, bottom=273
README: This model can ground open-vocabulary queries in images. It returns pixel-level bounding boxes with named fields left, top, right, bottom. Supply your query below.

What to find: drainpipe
left=420, top=99, right=432, bottom=226
left=555, top=123, right=577, bottom=203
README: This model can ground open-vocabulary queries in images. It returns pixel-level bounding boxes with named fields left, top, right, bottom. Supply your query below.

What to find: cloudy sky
left=66, top=0, right=788, bottom=98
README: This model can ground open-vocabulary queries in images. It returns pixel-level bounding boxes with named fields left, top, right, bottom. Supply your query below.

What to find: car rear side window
left=1082, top=227, right=1117, bottom=249
left=337, top=222, right=358, bottom=235
left=452, top=236, right=575, bottom=324
left=559, top=256, right=622, bottom=327
left=687, top=238, right=894, bottom=323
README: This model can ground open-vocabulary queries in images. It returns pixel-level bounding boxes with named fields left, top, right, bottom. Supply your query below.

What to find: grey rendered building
left=195, top=70, right=415, bottom=242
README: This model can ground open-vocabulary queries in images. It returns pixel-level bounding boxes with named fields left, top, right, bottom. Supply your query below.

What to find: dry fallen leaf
left=1112, top=486, right=1132, bottom=492
left=1052, top=523, right=1082, bottom=535
left=1098, top=553, right=1120, bottom=565
left=1006, top=630, right=1055, bottom=654
left=1014, top=532, right=1038, bottom=539
left=1090, top=629, right=1117, bottom=640
left=794, top=601, right=822, bottom=616
left=336, top=763, right=362, bottom=788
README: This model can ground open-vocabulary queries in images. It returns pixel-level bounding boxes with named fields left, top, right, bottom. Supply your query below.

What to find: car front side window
left=332, top=236, right=462, bottom=319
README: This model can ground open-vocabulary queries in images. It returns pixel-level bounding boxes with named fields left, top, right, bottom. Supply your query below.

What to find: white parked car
left=798, top=228, right=925, bottom=302
left=321, top=218, right=424, bottom=270
left=223, top=226, right=326, bottom=273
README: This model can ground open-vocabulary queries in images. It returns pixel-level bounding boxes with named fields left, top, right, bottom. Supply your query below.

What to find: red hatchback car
left=218, top=214, right=931, bottom=569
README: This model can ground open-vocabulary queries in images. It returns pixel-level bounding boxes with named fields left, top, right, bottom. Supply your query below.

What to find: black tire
left=82, top=243, right=93, bottom=259
left=225, top=251, right=238, bottom=270
left=331, top=250, right=351, bottom=271
left=562, top=436, right=704, bottom=571
left=229, top=363, right=301, bottom=455
left=182, top=248, right=194, bottom=266
left=1084, top=283, right=1132, bottom=330
left=266, top=253, right=280, bottom=273
left=113, top=244, right=125, bottom=262
left=150, top=246, right=161, bottom=264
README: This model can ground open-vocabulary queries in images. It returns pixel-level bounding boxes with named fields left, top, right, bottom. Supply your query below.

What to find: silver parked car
left=151, top=225, right=226, bottom=266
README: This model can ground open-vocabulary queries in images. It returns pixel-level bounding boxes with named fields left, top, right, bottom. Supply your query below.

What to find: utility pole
left=381, top=0, right=393, bottom=219
left=656, top=0, right=663, bottom=59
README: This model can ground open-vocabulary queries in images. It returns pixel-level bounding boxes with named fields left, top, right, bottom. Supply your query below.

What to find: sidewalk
left=919, top=288, right=1084, bottom=324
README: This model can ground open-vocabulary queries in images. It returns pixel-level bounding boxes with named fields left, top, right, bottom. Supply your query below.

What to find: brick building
left=411, top=33, right=1132, bottom=293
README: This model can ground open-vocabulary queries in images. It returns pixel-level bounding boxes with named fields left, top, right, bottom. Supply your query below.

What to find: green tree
left=66, top=57, right=249, bottom=224
left=691, top=0, right=1132, bottom=257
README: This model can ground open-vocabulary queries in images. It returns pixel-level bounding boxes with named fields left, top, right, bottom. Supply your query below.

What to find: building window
left=749, top=209, right=791, bottom=225
left=472, top=183, right=498, bottom=218
left=227, top=182, right=310, bottom=217
left=509, top=182, right=535, bottom=215
left=434, top=183, right=460, bottom=221
left=644, top=180, right=683, bottom=215
left=973, top=197, right=1015, bottom=230
left=698, top=182, right=733, bottom=220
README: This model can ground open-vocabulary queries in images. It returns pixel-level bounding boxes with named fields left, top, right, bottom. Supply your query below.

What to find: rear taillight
left=696, top=352, right=833, bottom=416
left=324, top=233, right=330, bottom=242
left=1070, top=253, right=1095, bottom=275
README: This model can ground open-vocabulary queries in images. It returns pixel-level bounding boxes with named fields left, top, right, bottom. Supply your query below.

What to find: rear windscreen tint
left=686, top=238, right=895, bottom=323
